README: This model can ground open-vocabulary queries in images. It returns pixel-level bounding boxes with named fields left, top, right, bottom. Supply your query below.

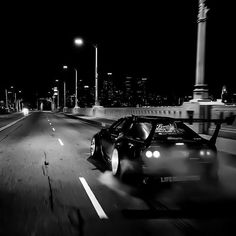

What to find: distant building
left=100, top=73, right=116, bottom=106
left=136, top=77, right=148, bottom=106
left=123, top=76, right=134, bottom=106
left=99, top=74, right=151, bottom=107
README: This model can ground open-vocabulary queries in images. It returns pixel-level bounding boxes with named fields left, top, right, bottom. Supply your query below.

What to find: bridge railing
left=208, top=105, right=236, bottom=139
left=67, top=102, right=200, bottom=131
left=65, top=102, right=236, bottom=139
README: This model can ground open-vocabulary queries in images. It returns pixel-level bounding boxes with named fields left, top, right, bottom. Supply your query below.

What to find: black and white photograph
left=0, top=0, right=236, bottom=235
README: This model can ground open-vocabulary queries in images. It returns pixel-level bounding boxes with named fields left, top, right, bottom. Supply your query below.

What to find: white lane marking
left=58, top=138, right=64, bottom=146
left=0, top=114, right=32, bottom=132
left=49, top=123, right=52, bottom=125
left=79, top=177, right=108, bottom=219
left=52, top=128, right=55, bottom=132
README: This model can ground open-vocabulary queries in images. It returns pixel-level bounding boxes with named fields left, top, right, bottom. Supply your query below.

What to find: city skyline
left=0, top=0, right=235, bottom=105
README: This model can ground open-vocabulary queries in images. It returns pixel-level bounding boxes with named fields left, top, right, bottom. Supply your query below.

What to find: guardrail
left=208, top=105, right=236, bottom=139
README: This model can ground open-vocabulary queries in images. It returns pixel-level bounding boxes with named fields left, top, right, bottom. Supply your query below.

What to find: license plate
left=160, top=175, right=201, bottom=183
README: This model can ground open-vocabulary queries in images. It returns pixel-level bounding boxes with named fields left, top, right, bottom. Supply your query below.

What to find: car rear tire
left=111, top=148, right=120, bottom=176
left=111, top=149, right=142, bottom=186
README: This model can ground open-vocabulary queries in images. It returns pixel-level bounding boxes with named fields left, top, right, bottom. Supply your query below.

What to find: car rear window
left=126, top=122, right=152, bottom=141
left=154, top=121, right=201, bottom=141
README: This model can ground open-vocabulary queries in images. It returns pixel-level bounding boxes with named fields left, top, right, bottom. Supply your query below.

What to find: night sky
left=0, top=0, right=235, bottom=104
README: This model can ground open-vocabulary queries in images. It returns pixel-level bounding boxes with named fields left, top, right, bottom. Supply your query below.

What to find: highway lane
left=0, top=111, right=236, bottom=236
left=0, top=112, right=183, bottom=236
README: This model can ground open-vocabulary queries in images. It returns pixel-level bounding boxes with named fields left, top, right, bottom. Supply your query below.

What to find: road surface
left=0, top=111, right=236, bottom=236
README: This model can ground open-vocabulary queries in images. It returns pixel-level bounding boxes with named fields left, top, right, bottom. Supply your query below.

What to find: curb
left=0, top=114, right=31, bottom=132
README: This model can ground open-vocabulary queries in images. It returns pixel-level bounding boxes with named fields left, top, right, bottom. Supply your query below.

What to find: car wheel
left=111, top=148, right=120, bottom=176
left=90, top=135, right=101, bottom=158
left=111, top=149, right=142, bottom=186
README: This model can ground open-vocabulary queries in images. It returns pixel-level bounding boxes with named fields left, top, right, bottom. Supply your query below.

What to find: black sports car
left=90, top=115, right=231, bottom=185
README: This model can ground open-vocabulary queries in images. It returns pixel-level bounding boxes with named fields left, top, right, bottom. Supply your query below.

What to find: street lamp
left=17, top=90, right=22, bottom=111
left=62, top=65, right=68, bottom=111
left=74, top=68, right=79, bottom=108
left=7, top=86, right=16, bottom=111
left=5, top=89, right=9, bottom=111
left=63, top=65, right=79, bottom=108
left=74, top=37, right=100, bottom=107
left=74, top=38, right=83, bottom=46
left=55, top=80, right=60, bottom=110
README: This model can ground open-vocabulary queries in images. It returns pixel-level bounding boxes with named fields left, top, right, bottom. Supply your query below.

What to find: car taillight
left=145, top=150, right=161, bottom=158
left=199, top=149, right=213, bottom=157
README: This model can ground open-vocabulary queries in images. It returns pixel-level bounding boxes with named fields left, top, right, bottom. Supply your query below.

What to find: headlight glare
left=200, top=149, right=213, bottom=157
left=153, top=151, right=160, bottom=158
left=145, top=150, right=161, bottom=158
left=146, top=151, right=153, bottom=158
left=22, top=108, right=29, bottom=116
left=200, top=150, right=205, bottom=156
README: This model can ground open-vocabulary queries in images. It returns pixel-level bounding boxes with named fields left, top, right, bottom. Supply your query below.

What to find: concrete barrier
left=208, top=105, right=236, bottom=139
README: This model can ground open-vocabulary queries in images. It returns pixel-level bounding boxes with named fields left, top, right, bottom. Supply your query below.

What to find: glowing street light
left=74, top=38, right=84, bottom=46
left=62, top=65, right=68, bottom=110
left=74, top=37, right=100, bottom=106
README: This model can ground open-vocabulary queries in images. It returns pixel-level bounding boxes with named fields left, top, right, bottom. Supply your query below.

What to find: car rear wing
left=176, top=115, right=236, bottom=144
left=176, top=115, right=235, bottom=126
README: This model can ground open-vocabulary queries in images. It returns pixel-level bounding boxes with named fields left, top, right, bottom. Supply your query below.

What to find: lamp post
left=63, top=65, right=79, bottom=108
left=94, top=44, right=99, bottom=106
left=5, top=89, right=9, bottom=111
left=17, top=90, right=22, bottom=111
left=55, top=79, right=60, bottom=110
left=74, top=68, right=79, bottom=108
left=63, top=81, right=66, bottom=109
left=74, top=38, right=100, bottom=107
left=8, top=86, right=16, bottom=111
left=52, top=91, right=55, bottom=111
left=62, top=65, right=68, bottom=111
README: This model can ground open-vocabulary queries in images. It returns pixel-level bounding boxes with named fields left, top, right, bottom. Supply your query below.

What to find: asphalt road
left=0, top=111, right=236, bottom=236
left=0, top=112, right=25, bottom=130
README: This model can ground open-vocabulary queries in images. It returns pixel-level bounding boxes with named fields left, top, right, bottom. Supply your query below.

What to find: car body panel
left=90, top=115, right=219, bottom=184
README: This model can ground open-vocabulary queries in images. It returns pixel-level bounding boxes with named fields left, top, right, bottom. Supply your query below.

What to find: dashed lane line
left=58, top=138, right=64, bottom=146
left=52, top=127, right=55, bottom=132
left=79, top=177, right=108, bottom=219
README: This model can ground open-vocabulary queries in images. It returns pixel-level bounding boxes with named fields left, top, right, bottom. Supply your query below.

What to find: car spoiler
left=176, top=115, right=236, bottom=144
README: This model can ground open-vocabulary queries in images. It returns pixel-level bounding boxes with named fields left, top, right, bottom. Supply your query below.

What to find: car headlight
left=22, top=108, right=29, bottom=116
